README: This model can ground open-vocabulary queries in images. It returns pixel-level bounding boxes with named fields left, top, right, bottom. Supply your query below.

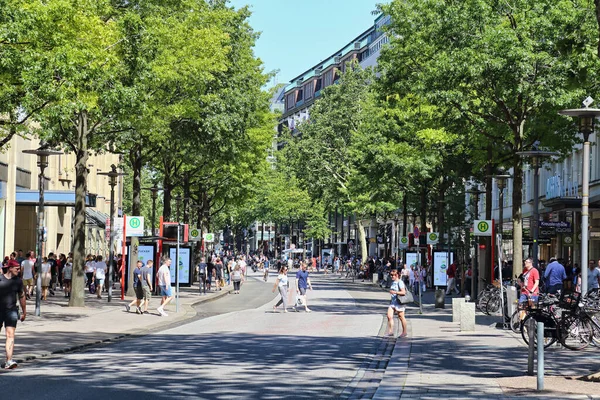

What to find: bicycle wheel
left=590, top=314, right=600, bottom=347
left=521, top=314, right=557, bottom=349
left=558, top=315, right=593, bottom=351
left=484, top=294, right=501, bottom=315
left=510, top=310, right=522, bottom=333
left=477, top=291, right=491, bottom=312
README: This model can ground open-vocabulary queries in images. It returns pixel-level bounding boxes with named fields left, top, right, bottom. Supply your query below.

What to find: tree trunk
left=127, top=144, right=143, bottom=297
left=69, top=111, right=89, bottom=307
left=357, top=218, right=368, bottom=264
left=402, top=196, right=408, bottom=236
left=484, top=153, right=493, bottom=283
left=183, top=173, right=190, bottom=224
left=595, top=0, right=600, bottom=57
left=512, top=127, right=525, bottom=280
left=163, top=173, right=172, bottom=221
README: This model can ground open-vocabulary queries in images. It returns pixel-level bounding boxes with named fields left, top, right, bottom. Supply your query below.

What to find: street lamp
left=22, top=144, right=62, bottom=316
left=142, top=185, right=162, bottom=236
left=493, top=170, right=511, bottom=327
left=175, top=195, right=182, bottom=222
left=516, top=150, right=558, bottom=269
left=466, top=187, right=485, bottom=298
left=98, top=164, right=125, bottom=302
left=558, top=103, right=600, bottom=296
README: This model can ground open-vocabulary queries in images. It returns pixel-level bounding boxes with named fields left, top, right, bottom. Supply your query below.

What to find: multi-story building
left=0, top=134, right=122, bottom=259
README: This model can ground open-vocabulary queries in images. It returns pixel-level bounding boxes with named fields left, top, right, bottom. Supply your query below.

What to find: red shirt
left=521, top=267, right=540, bottom=295
left=447, top=263, right=456, bottom=278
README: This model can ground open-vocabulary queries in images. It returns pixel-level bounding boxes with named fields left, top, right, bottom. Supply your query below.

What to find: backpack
left=89, top=281, right=96, bottom=294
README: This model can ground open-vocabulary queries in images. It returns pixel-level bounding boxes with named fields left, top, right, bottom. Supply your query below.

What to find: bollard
left=527, top=318, right=535, bottom=376
left=460, top=302, right=476, bottom=331
left=452, top=297, right=463, bottom=323
left=537, top=321, right=544, bottom=391
left=435, top=289, right=445, bottom=309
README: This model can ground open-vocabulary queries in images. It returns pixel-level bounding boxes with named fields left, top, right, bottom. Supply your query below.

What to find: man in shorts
left=0, top=259, right=26, bottom=369
left=295, top=261, right=313, bottom=312
left=125, top=261, right=144, bottom=314
left=20, top=252, right=35, bottom=300
left=157, top=257, right=173, bottom=316
left=141, top=260, right=153, bottom=314
left=519, top=258, right=540, bottom=305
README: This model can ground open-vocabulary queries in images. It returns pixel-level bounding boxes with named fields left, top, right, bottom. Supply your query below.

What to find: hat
left=7, top=259, right=19, bottom=268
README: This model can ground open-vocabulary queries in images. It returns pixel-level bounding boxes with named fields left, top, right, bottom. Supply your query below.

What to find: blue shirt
left=296, top=269, right=309, bottom=289
left=544, top=261, right=566, bottom=287
left=390, top=279, right=406, bottom=303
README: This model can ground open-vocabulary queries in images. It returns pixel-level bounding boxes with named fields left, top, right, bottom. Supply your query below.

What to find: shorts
left=519, top=294, right=539, bottom=304
left=23, top=278, right=34, bottom=287
left=298, top=287, right=307, bottom=296
left=160, top=285, right=173, bottom=297
left=135, top=286, right=144, bottom=300
left=389, top=300, right=405, bottom=312
left=0, top=308, right=19, bottom=329
left=142, top=286, right=152, bottom=301
left=95, top=279, right=105, bottom=288
left=64, top=279, right=72, bottom=284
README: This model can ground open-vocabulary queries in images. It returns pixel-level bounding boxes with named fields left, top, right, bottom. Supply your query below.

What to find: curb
left=11, top=287, right=234, bottom=367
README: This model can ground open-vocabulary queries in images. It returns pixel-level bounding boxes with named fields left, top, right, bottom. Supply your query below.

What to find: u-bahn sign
left=474, top=220, right=492, bottom=237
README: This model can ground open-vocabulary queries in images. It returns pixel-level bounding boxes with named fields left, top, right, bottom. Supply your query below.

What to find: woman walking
left=231, top=264, right=244, bottom=294
left=40, top=257, right=52, bottom=300
left=272, top=266, right=291, bottom=312
left=386, top=269, right=408, bottom=338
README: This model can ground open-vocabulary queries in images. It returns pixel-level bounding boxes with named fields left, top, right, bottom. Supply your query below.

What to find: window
left=304, top=81, right=313, bottom=100
left=323, top=70, right=333, bottom=87
left=286, top=93, right=295, bottom=110
left=296, top=89, right=303, bottom=102
left=315, top=78, right=322, bottom=92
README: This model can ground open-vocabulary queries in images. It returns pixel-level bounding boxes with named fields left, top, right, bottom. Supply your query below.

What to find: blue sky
left=229, top=0, right=382, bottom=88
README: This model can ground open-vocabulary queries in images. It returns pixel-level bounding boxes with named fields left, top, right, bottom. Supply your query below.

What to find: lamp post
left=493, top=170, right=511, bottom=327
left=516, top=150, right=558, bottom=269
left=175, top=195, right=182, bottom=222
left=558, top=104, right=600, bottom=296
left=466, top=187, right=485, bottom=299
left=22, top=145, right=62, bottom=316
left=98, top=164, right=125, bottom=302
left=142, top=185, right=162, bottom=236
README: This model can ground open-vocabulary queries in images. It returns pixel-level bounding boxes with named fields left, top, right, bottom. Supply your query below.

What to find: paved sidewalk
left=10, top=279, right=235, bottom=365
left=373, top=289, right=600, bottom=400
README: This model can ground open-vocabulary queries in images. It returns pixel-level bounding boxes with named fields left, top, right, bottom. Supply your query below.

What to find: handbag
left=399, top=290, right=414, bottom=304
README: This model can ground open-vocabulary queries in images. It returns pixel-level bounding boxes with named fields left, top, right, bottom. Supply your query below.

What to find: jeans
left=275, top=285, right=288, bottom=309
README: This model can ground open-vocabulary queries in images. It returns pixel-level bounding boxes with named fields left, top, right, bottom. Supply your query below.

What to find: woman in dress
left=40, top=257, right=52, bottom=300
left=386, top=269, right=408, bottom=338
left=272, top=266, right=291, bottom=312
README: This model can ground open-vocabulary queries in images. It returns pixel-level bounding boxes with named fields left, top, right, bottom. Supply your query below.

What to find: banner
left=433, top=251, right=454, bottom=286
left=169, top=247, right=191, bottom=285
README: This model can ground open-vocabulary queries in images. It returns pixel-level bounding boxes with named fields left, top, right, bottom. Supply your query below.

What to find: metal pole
left=498, top=187, right=506, bottom=326
left=151, top=192, right=157, bottom=237
left=537, top=321, right=544, bottom=390
left=472, top=194, right=479, bottom=299
left=533, top=159, right=540, bottom=269
left=527, top=318, right=535, bottom=375
left=176, top=223, right=180, bottom=313
left=108, top=181, right=115, bottom=302
left=35, top=164, right=45, bottom=317
left=581, top=138, right=590, bottom=295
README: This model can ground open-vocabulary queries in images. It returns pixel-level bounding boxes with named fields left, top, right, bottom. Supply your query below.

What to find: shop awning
left=16, top=190, right=97, bottom=207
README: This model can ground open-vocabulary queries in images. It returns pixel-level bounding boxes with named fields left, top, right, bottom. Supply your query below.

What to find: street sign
left=127, top=216, right=144, bottom=237
left=204, top=233, right=215, bottom=242
left=399, top=236, right=409, bottom=248
left=188, top=228, right=201, bottom=242
left=563, top=236, right=573, bottom=247
left=427, top=232, right=439, bottom=245
left=474, top=220, right=492, bottom=236
left=414, top=237, right=420, bottom=246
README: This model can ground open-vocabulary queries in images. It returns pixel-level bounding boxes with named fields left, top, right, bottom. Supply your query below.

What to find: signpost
left=399, top=237, right=409, bottom=248
left=127, top=216, right=144, bottom=237
left=189, top=228, right=201, bottom=242
left=474, top=220, right=493, bottom=236
left=427, top=232, right=439, bottom=245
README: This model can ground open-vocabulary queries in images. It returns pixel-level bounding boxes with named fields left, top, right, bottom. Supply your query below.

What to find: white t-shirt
left=588, top=268, right=600, bottom=290
left=85, top=261, right=95, bottom=273
left=158, top=264, right=171, bottom=286
left=21, top=259, right=35, bottom=280
left=94, top=261, right=107, bottom=280
left=41, top=262, right=51, bottom=275
left=63, top=263, right=73, bottom=280
left=278, top=273, right=288, bottom=288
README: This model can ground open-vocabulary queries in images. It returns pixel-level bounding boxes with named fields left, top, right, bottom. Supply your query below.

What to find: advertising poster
left=137, top=245, right=155, bottom=278
left=433, top=251, right=454, bottom=286
left=169, top=247, right=191, bottom=285
left=405, top=252, right=418, bottom=269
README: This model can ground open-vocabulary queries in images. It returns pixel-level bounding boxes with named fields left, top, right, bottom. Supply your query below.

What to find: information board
left=433, top=251, right=454, bottom=286
left=405, top=252, right=419, bottom=269
left=169, top=247, right=191, bottom=285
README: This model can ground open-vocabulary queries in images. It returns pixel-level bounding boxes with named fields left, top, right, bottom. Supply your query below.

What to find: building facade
left=0, top=134, right=122, bottom=259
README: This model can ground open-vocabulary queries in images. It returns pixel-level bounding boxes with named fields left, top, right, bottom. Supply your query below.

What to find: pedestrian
left=157, top=257, right=173, bottom=316
left=589, top=260, right=600, bottom=291
left=295, top=261, right=313, bottom=312
left=62, top=258, right=73, bottom=298
left=47, top=252, right=57, bottom=295
left=272, top=266, right=292, bottom=312
left=197, top=257, right=207, bottom=294
left=20, top=252, right=35, bottom=300
left=465, top=265, right=472, bottom=296
left=263, top=258, right=270, bottom=282
left=215, top=258, right=223, bottom=291
left=57, top=253, right=67, bottom=290
left=231, top=264, right=244, bottom=294
left=206, top=258, right=214, bottom=292
left=140, top=260, right=153, bottom=314
left=84, top=254, right=95, bottom=290
left=386, top=269, right=408, bottom=338
left=544, top=257, right=566, bottom=294
left=0, top=259, right=26, bottom=369
left=93, top=256, right=107, bottom=299
left=40, top=257, right=52, bottom=301
left=125, top=261, right=144, bottom=313
left=334, top=256, right=340, bottom=274
left=519, top=258, right=540, bottom=306
left=445, top=262, right=460, bottom=295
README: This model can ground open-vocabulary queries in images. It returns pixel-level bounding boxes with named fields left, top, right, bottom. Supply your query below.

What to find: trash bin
left=435, top=289, right=445, bottom=309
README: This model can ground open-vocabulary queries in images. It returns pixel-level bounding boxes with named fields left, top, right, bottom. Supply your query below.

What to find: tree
left=378, top=0, right=599, bottom=277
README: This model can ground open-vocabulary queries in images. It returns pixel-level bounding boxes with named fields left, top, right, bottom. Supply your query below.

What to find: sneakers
left=157, top=307, right=168, bottom=316
left=135, top=307, right=142, bottom=315
left=125, top=305, right=130, bottom=312
left=4, top=360, right=17, bottom=369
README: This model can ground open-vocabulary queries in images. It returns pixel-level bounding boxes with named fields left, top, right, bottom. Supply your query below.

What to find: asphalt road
left=0, top=273, right=390, bottom=400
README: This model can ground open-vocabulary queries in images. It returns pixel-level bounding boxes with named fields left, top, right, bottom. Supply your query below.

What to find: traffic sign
left=189, top=228, right=201, bottom=242
left=399, top=236, right=409, bottom=248
left=127, top=216, right=144, bottom=237
left=474, top=220, right=492, bottom=236
left=413, top=226, right=420, bottom=237
left=204, top=233, right=215, bottom=242
left=427, top=232, right=439, bottom=245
